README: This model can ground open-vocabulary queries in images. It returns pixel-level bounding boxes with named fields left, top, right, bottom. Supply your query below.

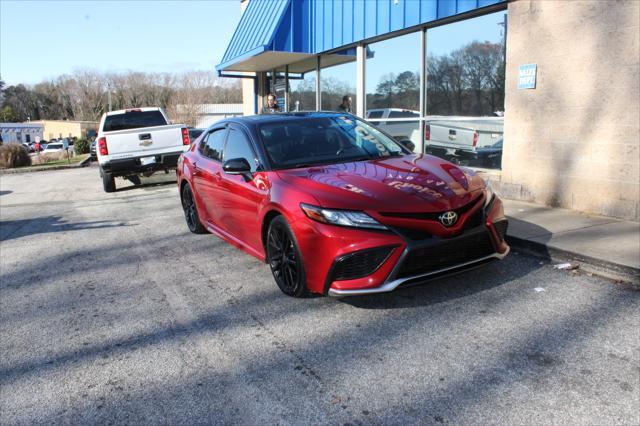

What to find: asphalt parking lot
left=1, top=165, right=638, bottom=425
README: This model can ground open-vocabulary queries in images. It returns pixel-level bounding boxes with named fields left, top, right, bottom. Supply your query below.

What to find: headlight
left=300, top=203, right=387, bottom=230
left=484, top=180, right=495, bottom=207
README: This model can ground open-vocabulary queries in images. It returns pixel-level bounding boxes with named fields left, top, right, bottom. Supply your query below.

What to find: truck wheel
left=102, top=171, right=116, bottom=193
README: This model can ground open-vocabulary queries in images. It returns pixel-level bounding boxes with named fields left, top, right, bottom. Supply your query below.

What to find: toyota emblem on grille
left=439, top=211, right=458, bottom=227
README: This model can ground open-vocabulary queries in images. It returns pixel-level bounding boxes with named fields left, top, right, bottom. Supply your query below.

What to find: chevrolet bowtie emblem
left=439, top=211, right=458, bottom=227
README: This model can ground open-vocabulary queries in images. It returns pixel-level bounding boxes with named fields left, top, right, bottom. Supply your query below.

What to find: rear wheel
left=102, top=171, right=116, bottom=193
left=181, top=184, right=206, bottom=234
left=266, top=216, right=307, bottom=297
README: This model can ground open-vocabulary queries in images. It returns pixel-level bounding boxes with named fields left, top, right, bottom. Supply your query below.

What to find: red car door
left=217, top=125, right=268, bottom=253
left=192, top=127, right=227, bottom=227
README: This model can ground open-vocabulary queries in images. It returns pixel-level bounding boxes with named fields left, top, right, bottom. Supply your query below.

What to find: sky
left=1, top=0, right=506, bottom=88
left=0, top=0, right=242, bottom=85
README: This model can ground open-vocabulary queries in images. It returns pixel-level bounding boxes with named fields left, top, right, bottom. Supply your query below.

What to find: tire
left=102, top=171, right=116, bottom=193
left=181, top=184, right=207, bottom=234
left=266, top=216, right=307, bottom=297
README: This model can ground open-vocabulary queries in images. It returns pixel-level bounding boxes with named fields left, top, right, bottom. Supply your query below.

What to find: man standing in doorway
left=337, top=95, right=352, bottom=113
left=261, top=94, right=281, bottom=114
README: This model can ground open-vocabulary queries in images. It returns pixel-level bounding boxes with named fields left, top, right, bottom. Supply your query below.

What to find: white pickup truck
left=96, top=108, right=190, bottom=192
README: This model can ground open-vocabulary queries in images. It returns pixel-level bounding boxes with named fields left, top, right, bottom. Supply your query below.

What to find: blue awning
left=216, top=0, right=296, bottom=73
left=216, top=0, right=506, bottom=74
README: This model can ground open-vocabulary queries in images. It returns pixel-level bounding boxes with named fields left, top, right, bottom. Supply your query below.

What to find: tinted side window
left=367, top=111, right=384, bottom=119
left=200, top=128, right=226, bottom=161
left=223, top=128, right=257, bottom=172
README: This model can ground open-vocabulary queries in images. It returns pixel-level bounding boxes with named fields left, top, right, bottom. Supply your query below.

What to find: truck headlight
left=300, top=203, right=387, bottom=230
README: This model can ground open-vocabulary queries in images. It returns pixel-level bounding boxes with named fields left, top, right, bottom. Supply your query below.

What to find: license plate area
left=140, top=156, right=156, bottom=166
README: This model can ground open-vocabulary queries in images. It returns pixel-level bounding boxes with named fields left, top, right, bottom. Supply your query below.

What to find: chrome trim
left=328, top=247, right=510, bottom=297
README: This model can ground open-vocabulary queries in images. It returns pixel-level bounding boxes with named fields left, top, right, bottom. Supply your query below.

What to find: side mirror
left=398, top=139, right=415, bottom=152
left=223, top=158, right=253, bottom=181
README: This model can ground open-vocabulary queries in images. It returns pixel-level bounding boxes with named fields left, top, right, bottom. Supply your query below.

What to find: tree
left=1, top=85, right=38, bottom=121
left=0, top=105, right=16, bottom=122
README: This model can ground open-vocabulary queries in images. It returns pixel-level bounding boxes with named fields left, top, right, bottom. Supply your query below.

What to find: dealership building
left=217, top=0, right=639, bottom=221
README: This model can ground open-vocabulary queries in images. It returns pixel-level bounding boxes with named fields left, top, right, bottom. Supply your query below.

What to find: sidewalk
left=502, top=199, right=640, bottom=285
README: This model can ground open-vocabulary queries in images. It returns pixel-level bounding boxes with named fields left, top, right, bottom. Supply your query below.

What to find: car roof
left=217, top=111, right=356, bottom=130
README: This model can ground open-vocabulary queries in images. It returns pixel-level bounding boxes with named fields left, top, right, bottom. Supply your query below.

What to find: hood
left=276, top=154, right=485, bottom=213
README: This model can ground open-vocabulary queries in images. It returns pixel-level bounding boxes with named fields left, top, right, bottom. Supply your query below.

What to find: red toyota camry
left=176, top=112, right=509, bottom=297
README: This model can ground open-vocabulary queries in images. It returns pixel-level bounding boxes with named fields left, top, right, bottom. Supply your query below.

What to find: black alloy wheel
left=181, top=184, right=206, bottom=234
left=267, top=216, right=307, bottom=297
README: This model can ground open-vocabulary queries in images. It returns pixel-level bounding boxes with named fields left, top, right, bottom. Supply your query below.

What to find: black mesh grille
left=394, top=228, right=433, bottom=241
left=493, top=220, right=508, bottom=241
left=332, top=246, right=396, bottom=281
left=396, top=230, right=496, bottom=279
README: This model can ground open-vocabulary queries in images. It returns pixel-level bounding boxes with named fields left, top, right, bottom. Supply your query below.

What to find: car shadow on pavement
left=339, top=254, right=536, bottom=309
left=115, top=180, right=176, bottom=193
left=0, top=216, right=130, bottom=242
left=340, top=219, right=553, bottom=310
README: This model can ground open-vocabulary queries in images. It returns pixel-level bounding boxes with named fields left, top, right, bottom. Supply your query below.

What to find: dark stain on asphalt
left=526, top=352, right=558, bottom=367
left=619, top=382, right=633, bottom=392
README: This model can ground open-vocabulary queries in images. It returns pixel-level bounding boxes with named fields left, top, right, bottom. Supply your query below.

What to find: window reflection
left=289, top=71, right=316, bottom=111
left=425, top=10, right=507, bottom=170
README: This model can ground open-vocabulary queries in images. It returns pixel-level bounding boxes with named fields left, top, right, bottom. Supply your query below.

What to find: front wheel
left=181, top=184, right=207, bottom=234
left=266, top=216, right=307, bottom=297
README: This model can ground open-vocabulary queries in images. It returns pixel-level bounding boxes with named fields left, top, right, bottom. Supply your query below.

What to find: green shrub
left=74, top=139, right=90, bottom=155
left=0, top=144, right=32, bottom=168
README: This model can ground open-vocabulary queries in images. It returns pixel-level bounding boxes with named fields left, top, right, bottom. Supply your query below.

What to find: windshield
left=259, top=116, right=407, bottom=169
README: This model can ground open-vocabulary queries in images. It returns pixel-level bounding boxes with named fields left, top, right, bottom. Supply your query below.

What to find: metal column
left=315, top=56, right=321, bottom=111
left=419, top=29, right=427, bottom=154
left=356, top=44, right=366, bottom=118
left=284, top=65, right=289, bottom=112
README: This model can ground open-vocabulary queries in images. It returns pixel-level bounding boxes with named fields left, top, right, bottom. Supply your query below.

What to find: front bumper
left=328, top=247, right=509, bottom=296
left=318, top=196, right=509, bottom=297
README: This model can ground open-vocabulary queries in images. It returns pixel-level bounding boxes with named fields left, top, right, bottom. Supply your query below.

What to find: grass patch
left=32, top=154, right=89, bottom=167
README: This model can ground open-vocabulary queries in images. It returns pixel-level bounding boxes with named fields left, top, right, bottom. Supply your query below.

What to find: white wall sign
left=518, top=64, right=537, bottom=89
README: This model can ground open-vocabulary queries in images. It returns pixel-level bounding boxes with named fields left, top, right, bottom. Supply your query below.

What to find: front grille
left=393, top=207, right=484, bottom=241
left=396, top=230, right=495, bottom=279
left=493, top=220, right=509, bottom=241
left=463, top=207, right=485, bottom=230
left=332, top=246, right=396, bottom=281
left=379, top=194, right=482, bottom=221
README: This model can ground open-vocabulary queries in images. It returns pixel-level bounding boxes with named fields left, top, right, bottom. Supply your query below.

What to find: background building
left=216, top=0, right=639, bottom=221
left=33, top=120, right=98, bottom=141
left=176, top=104, right=244, bottom=128
left=0, top=123, right=44, bottom=144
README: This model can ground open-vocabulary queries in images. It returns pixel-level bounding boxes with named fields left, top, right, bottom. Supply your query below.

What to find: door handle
left=193, top=162, right=200, bottom=176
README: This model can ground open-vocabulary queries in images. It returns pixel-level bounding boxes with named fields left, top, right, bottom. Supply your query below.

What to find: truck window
left=103, top=110, right=167, bottom=132
left=367, top=111, right=384, bottom=119
left=388, top=110, right=419, bottom=118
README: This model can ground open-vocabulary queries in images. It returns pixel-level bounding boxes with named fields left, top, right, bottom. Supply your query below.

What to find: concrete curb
left=0, top=156, right=92, bottom=175
left=506, top=235, right=639, bottom=287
